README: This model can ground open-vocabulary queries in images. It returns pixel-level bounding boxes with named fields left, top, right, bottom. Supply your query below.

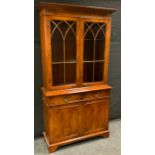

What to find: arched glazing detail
left=51, top=20, right=76, bottom=86
left=83, top=22, right=106, bottom=83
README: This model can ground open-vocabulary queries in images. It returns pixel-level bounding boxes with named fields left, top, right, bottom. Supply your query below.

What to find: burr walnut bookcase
left=39, top=2, right=116, bottom=153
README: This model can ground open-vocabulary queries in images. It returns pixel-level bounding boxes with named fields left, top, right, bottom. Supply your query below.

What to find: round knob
left=64, top=97, right=68, bottom=103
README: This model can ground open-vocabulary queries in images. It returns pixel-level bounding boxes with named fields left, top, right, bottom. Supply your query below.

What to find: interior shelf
left=52, top=61, right=76, bottom=64
left=83, top=60, right=104, bottom=63
left=84, top=38, right=103, bottom=41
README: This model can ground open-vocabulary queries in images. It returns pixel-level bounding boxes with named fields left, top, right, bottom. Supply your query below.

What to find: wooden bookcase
left=39, top=2, right=116, bottom=153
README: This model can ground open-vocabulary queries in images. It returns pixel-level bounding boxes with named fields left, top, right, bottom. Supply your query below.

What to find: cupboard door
left=50, top=103, right=81, bottom=142
left=83, top=22, right=106, bottom=83
left=83, top=100, right=109, bottom=134
left=50, top=20, right=77, bottom=86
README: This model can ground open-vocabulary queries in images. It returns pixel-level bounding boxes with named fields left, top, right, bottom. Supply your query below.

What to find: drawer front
left=81, top=90, right=110, bottom=101
left=46, top=89, right=110, bottom=106
left=82, top=99, right=109, bottom=134
left=46, top=94, right=82, bottom=106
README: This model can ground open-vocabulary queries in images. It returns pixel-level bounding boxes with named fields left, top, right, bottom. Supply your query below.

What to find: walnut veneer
left=39, top=2, right=116, bottom=153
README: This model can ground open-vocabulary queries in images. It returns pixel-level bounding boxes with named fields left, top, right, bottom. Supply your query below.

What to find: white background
left=0, top=0, right=155, bottom=154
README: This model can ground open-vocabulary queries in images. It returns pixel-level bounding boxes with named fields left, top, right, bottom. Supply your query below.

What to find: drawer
left=45, top=90, right=110, bottom=106
left=81, top=90, right=110, bottom=101
left=46, top=94, right=82, bottom=106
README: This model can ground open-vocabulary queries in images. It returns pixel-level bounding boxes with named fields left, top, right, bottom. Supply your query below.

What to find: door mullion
left=76, top=19, right=84, bottom=86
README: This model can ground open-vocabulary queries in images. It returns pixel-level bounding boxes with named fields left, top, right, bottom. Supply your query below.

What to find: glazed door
left=41, top=16, right=111, bottom=90
left=44, top=16, right=79, bottom=90
left=82, top=19, right=111, bottom=86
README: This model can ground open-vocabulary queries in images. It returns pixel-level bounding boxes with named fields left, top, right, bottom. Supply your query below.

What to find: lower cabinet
left=43, top=92, right=110, bottom=152
left=45, top=99, right=109, bottom=142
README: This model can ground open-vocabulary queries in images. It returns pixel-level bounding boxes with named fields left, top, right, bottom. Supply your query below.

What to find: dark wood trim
left=43, top=130, right=109, bottom=153
left=41, top=84, right=112, bottom=97
left=38, top=2, right=116, bottom=17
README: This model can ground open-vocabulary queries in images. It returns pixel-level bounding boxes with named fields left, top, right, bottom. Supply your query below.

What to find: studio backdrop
left=34, top=0, right=121, bottom=137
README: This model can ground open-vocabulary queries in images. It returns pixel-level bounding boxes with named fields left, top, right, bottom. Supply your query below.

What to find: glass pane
left=84, top=24, right=94, bottom=61
left=83, top=62, right=93, bottom=82
left=94, top=62, right=104, bottom=82
left=65, top=24, right=76, bottom=61
left=95, top=39, right=105, bottom=60
left=65, top=63, right=76, bottom=84
left=59, top=21, right=68, bottom=34
left=84, top=40, right=94, bottom=61
left=51, top=28, right=64, bottom=62
left=95, top=27, right=105, bottom=60
left=51, top=20, right=77, bottom=86
left=52, top=64, right=64, bottom=86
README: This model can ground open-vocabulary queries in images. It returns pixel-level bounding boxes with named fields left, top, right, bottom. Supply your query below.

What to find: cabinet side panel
left=42, top=98, right=49, bottom=138
left=40, top=10, right=47, bottom=87
left=40, top=10, right=52, bottom=89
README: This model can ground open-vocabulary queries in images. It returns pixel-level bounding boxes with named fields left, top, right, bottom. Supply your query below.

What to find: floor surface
left=34, top=119, right=121, bottom=155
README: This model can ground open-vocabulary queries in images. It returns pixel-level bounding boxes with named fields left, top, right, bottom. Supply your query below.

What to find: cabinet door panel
left=51, top=104, right=80, bottom=142
left=83, top=100, right=109, bottom=134
left=50, top=20, right=77, bottom=86
left=83, top=22, right=106, bottom=83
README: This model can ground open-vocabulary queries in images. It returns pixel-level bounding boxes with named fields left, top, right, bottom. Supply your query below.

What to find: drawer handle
left=94, top=93, right=100, bottom=98
left=64, top=97, right=68, bottom=103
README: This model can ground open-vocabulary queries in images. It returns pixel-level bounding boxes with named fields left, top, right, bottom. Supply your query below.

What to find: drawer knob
left=94, top=93, right=99, bottom=98
left=64, top=97, right=68, bottom=103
